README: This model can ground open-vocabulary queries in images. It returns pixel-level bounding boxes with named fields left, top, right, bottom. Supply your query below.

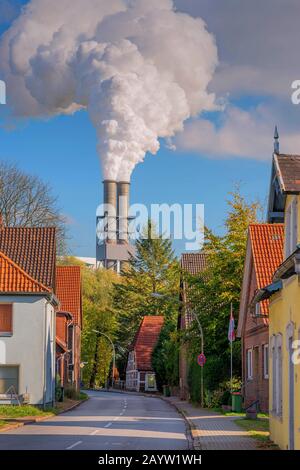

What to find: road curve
left=0, top=390, right=189, bottom=450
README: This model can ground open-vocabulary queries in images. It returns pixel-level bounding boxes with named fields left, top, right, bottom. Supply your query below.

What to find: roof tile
left=0, top=227, right=56, bottom=289
left=132, top=316, right=164, bottom=371
left=56, top=266, right=82, bottom=326
left=0, top=250, right=51, bottom=293
left=249, top=223, right=284, bottom=315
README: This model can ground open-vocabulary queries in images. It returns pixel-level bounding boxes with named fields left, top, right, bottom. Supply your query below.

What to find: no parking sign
left=197, top=353, right=206, bottom=367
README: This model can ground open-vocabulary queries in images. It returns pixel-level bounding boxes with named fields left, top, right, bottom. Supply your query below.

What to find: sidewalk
left=164, top=397, right=258, bottom=450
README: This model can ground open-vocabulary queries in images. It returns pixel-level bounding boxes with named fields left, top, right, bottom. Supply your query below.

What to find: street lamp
left=150, top=292, right=205, bottom=407
left=92, top=330, right=116, bottom=388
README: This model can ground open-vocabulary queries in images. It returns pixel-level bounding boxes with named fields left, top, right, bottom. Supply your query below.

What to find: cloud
left=174, top=0, right=300, bottom=100
left=175, top=105, right=300, bottom=160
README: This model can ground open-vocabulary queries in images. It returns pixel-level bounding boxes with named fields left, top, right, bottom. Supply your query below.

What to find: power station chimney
left=117, top=182, right=130, bottom=244
left=96, top=180, right=135, bottom=272
left=103, top=180, right=117, bottom=243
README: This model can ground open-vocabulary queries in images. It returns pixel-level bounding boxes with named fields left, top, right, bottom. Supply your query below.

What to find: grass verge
left=235, top=417, right=270, bottom=442
left=0, top=393, right=88, bottom=420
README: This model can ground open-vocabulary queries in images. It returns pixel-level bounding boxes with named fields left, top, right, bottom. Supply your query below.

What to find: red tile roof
left=0, top=250, right=51, bottom=294
left=249, top=224, right=284, bottom=315
left=56, top=266, right=82, bottom=327
left=0, top=227, right=56, bottom=289
left=132, top=316, right=164, bottom=371
left=181, top=253, right=207, bottom=275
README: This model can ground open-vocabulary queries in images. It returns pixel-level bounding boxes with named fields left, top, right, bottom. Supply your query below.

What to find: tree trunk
left=89, top=334, right=100, bottom=388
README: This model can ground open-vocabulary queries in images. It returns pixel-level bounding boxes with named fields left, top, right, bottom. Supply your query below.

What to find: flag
left=228, top=308, right=235, bottom=343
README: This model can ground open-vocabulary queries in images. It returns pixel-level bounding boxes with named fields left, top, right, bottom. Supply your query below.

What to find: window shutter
left=0, top=305, right=12, bottom=334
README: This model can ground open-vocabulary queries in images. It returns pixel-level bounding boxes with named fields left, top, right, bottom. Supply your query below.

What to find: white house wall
left=0, top=295, right=56, bottom=405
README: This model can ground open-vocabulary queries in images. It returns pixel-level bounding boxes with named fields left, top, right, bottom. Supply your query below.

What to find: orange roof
left=0, top=227, right=56, bottom=289
left=249, top=224, right=284, bottom=315
left=0, top=250, right=51, bottom=294
left=56, top=266, right=82, bottom=326
left=132, top=316, right=164, bottom=371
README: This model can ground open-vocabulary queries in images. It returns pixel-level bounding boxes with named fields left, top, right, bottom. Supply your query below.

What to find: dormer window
left=285, top=197, right=298, bottom=258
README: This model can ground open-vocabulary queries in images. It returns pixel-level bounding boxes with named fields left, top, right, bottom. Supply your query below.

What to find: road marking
left=104, top=422, right=112, bottom=428
left=66, top=441, right=82, bottom=450
left=90, top=430, right=98, bottom=435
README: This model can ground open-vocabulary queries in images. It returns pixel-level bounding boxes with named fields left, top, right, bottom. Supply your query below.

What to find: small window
left=0, top=304, right=13, bottom=336
left=247, top=349, right=253, bottom=380
left=0, top=366, right=19, bottom=394
left=263, top=344, right=269, bottom=379
left=255, top=303, right=261, bottom=317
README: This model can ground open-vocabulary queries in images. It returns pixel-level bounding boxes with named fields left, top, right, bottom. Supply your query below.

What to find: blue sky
left=0, top=0, right=299, bottom=257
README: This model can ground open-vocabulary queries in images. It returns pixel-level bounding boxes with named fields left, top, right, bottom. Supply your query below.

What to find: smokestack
left=117, top=182, right=130, bottom=244
left=103, top=180, right=117, bottom=244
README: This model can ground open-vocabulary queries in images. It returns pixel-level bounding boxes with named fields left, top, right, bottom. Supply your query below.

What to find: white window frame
left=247, top=349, right=253, bottom=380
left=263, top=344, right=269, bottom=379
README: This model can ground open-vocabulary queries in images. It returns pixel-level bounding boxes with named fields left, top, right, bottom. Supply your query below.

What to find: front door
left=288, top=337, right=295, bottom=450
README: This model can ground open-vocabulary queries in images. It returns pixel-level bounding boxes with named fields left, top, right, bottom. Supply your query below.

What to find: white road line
left=66, top=441, right=82, bottom=450
left=104, top=422, right=112, bottom=428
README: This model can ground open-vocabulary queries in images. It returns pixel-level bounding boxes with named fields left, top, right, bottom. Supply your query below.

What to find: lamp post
left=92, top=330, right=116, bottom=388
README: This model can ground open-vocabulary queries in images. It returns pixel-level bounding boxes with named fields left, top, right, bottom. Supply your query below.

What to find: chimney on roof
left=274, top=125, right=280, bottom=154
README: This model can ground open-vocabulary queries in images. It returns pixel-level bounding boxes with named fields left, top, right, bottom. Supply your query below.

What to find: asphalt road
left=0, top=391, right=188, bottom=450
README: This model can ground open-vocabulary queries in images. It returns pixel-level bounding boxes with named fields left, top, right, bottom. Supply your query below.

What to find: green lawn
left=235, top=417, right=270, bottom=442
left=0, top=393, right=88, bottom=420
left=0, top=405, right=52, bottom=418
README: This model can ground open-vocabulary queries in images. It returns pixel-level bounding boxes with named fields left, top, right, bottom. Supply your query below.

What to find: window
left=0, top=366, right=19, bottom=394
left=263, top=344, right=269, bottom=379
left=0, top=304, right=12, bottom=336
left=247, top=349, right=253, bottom=380
left=285, top=197, right=298, bottom=258
left=146, top=373, right=157, bottom=391
left=255, top=303, right=261, bottom=317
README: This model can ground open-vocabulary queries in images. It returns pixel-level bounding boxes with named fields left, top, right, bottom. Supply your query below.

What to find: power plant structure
left=96, top=180, right=135, bottom=272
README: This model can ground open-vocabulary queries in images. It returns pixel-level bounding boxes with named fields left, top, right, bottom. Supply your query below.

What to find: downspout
left=42, top=300, right=48, bottom=410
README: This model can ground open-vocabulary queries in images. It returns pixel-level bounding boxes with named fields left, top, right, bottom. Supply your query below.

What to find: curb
left=159, top=397, right=196, bottom=451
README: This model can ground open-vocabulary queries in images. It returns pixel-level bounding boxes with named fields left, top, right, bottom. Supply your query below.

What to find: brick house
left=179, top=253, right=207, bottom=400
left=237, top=224, right=284, bottom=412
left=126, top=316, right=164, bottom=392
left=0, top=226, right=58, bottom=405
left=55, top=266, right=82, bottom=391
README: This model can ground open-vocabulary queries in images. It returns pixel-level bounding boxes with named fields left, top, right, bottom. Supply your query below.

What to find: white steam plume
left=0, top=0, right=218, bottom=181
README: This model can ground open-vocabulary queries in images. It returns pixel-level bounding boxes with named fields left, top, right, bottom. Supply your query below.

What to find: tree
left=0, top=161, right=67, bottom=254
left=59, top=256, right=118, bottom=388
left=186, top=188, right=261, bottom=401
left=114, top=220, right=180, bottom=377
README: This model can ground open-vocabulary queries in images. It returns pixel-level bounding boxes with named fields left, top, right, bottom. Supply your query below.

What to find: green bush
left=64, top=386, right=80, bottom=400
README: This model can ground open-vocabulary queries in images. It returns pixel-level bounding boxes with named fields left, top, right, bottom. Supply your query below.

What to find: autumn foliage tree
left=186, top=189, right=261, bottom=402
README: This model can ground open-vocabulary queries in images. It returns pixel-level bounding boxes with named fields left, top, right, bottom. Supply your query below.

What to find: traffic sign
left=197, top=353, right=206, bottom=367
